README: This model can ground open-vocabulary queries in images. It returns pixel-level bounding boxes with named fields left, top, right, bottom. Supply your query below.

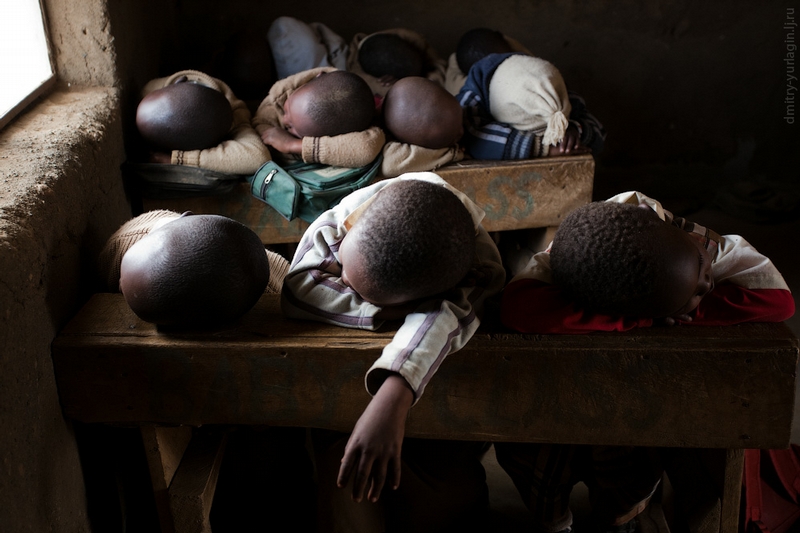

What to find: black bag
left=122, top=162, right=245, bottom=199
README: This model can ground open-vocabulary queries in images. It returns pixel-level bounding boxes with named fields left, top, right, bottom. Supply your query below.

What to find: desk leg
left=142, top=426, right=193, bottom=533
left=701, top=449, right=744, bottom=533
left=168, top=427, right=228, bottom=533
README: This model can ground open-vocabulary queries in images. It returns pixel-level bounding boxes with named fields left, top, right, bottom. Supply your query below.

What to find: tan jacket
left=380, top=142, right=464, bottom=178
left=142, top=70, right=272, bottom=174
left=346, top=28, right=447, bottom=97
left=252, top=67, right=385, bottom=168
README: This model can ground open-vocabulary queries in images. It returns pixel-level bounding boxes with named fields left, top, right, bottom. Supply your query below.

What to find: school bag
left=122, top=162, right=245, bottom=199
left=743, top=445, right=800, bottom=533
left=248, top=156, right=382, bottom=223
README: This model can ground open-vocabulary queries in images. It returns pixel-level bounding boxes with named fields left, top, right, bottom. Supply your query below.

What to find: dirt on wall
left=0, top=85, right=130, bottom=531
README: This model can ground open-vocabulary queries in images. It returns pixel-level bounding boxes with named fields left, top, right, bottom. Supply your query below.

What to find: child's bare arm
left=337, top=374, right=414, bottom=503
left=148, top=151, right=172, bottom=164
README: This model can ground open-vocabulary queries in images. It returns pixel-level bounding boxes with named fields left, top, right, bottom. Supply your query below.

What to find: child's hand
left=658, top=314, right=693, bottom=326
left=148, top=151, right=171, bottom=164
left=260, top=126, right=303, bottom=154
left=377, top=74, right=397, bottom=87
left=337, top=374, right=414, bottom=503
left=457, top=265, right=495, bottom=288
left=548, top=124, right=590, bottom=156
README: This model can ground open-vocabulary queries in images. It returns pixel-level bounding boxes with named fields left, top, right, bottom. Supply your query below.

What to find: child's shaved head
left=339, top=180, right=476, bottom=306
left=383, top=77, right=464, bottom=149
left=550, top=201, right=714, bottom=318
left=456, top=28, right=514, bottom=74
left=136, top=81, right=233, bottom=151
left=283, top=70, right=374, bottom=138
left=119, top=214, right=270, bottom=326
left=358, top=33, right=426, bottom=81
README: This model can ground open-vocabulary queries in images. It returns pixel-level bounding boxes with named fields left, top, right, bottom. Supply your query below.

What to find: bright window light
left=0, top=0, right=55, bottom=129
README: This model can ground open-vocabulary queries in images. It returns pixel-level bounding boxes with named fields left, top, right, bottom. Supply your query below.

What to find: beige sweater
left=252, top=67, right=385, bottom=168
left=142, top=70, right=272, bottom=175
left=380, top=142, right=464, bottom=178
left=346, top=28, right=447, bottom=97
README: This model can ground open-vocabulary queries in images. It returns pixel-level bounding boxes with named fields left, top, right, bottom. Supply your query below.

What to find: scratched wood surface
left=53, top=293, right=798, bottom=449
left=140, top=155, right=594, bottom=244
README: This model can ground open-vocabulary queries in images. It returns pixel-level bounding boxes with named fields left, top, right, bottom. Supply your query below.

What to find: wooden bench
left=140, top=155, right=595, bottom=244
left=52, top=293, right=799, bottom=533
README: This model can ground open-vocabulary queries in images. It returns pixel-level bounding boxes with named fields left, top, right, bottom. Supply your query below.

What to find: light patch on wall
left=0, top=0, right=55, bottom=129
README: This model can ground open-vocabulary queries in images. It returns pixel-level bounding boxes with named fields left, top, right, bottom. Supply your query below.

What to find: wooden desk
left=52, top=293, right=799, bottom=533
left=140, top=155, right=595, bottom=244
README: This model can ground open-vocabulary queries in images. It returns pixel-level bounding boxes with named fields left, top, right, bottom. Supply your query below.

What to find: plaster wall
left=0, top=0, right=130, bottom=530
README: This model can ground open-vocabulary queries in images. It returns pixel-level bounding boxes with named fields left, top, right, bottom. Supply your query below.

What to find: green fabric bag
left=249, top=156, right=382, bottom=223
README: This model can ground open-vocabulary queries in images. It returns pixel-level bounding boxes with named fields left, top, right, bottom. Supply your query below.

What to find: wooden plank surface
left=53, top=293, right=798, bottom=448
left=141, top=155, right=594, bottom=244
left=701, top=448, right=745, bottom=533
left=141, top=426, right=193, bottom=533
left=168, top=428, right=227, bottom=533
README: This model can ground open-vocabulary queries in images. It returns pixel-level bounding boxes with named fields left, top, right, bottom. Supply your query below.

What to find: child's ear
left=637, top=202, right=659, bottom=216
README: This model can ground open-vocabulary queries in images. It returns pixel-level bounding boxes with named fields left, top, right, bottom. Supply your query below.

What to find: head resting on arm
left=338, top=179, right=476, bottom=307
left=282, top=70, right=375, bottom=138
left=119, top=214, right=270, bottom=326
left=136, top=80, right=234, bottom=151
left=550, top=201, right=714, bottom=319
left=382, top=77, right=464, bottom=149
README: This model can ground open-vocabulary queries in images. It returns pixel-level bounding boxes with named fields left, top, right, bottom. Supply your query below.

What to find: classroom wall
left=149, top=0, right=797, bottom=198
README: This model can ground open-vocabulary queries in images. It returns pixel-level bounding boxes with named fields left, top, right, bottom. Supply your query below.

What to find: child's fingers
left=565, top=135, right=581, bottom=152
left=352, top=455, right=375, bottom=503
left=337, top=452, right=357, bottom=488
left=367, top=458, right=390, bottom=502
left=390, top=454, right=402, bottom=490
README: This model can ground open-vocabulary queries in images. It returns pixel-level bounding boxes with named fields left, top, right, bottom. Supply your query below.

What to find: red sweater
left=501, top=278, right=795, bottom=334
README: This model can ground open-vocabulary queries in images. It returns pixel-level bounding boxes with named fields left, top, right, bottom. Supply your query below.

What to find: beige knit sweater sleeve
left=143, top=70, right=271, bottom=175
left=379, top=141, right=464, bottom=178
left=301, top=126, right=385, bottom=168
left=97, top=210, right=182, bottom=292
